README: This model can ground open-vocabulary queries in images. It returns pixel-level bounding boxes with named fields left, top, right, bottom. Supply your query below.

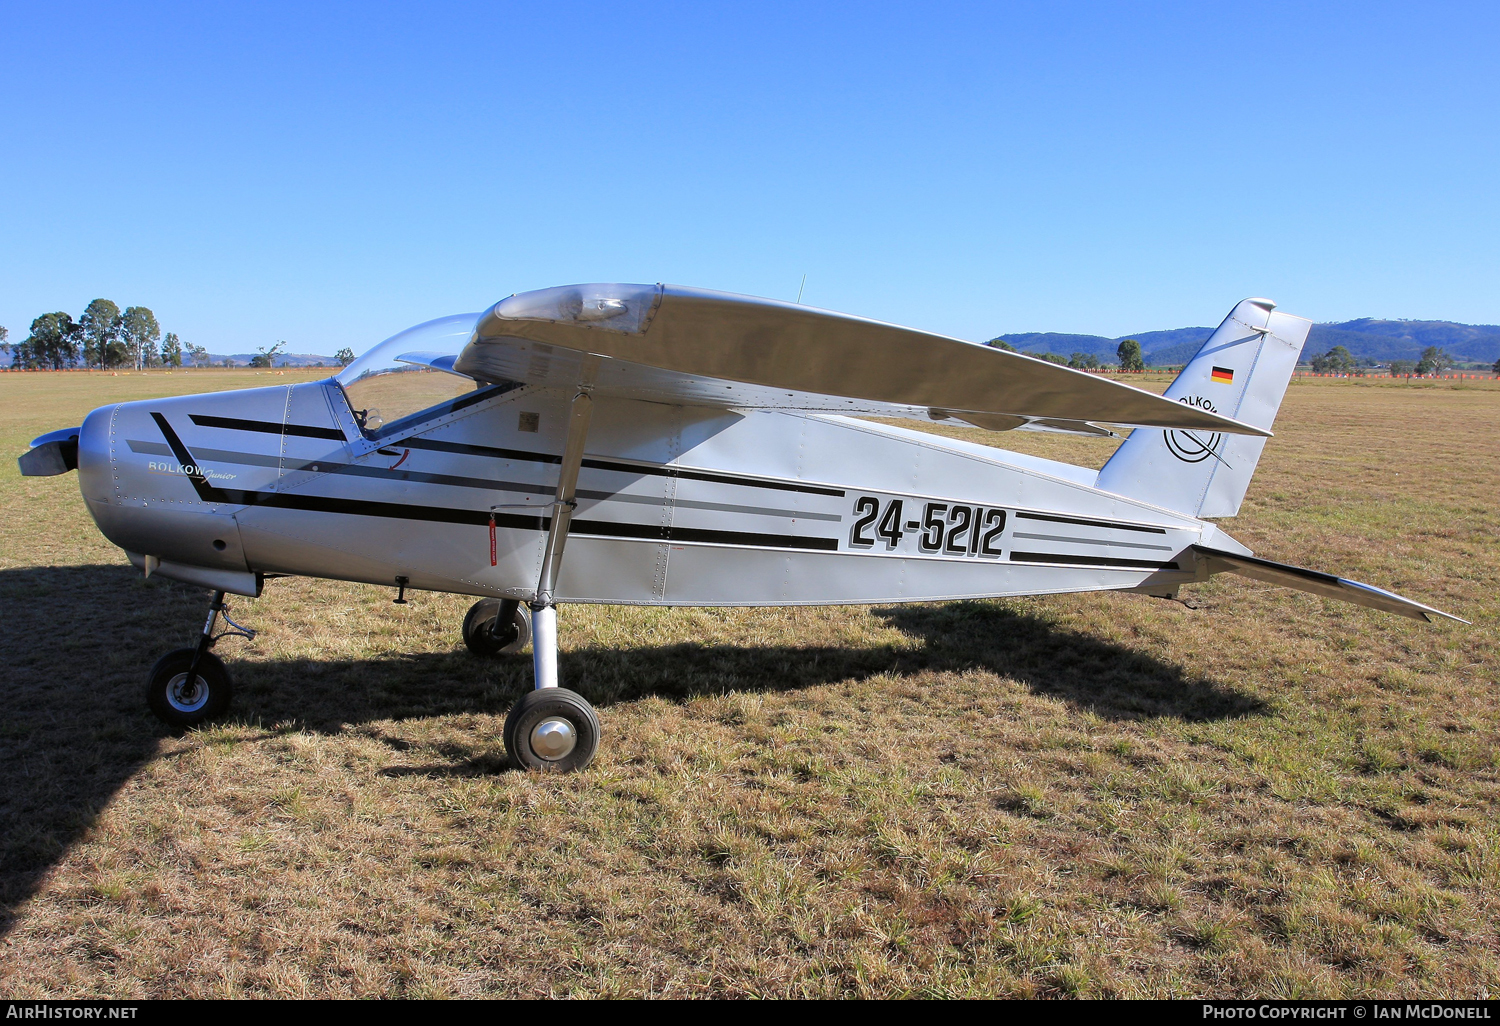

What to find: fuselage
left=76, top=377, right=1234, bottom=605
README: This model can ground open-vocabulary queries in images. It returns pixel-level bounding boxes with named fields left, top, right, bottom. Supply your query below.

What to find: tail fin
left=1095, top=298, right=1311, bottom=518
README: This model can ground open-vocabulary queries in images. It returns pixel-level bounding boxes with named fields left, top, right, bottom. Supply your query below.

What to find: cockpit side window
left=342, top=366, right=479, bottom=437
left=334, top=312, right=490, bottom=439
left=341, top=375, right=517, bottom=440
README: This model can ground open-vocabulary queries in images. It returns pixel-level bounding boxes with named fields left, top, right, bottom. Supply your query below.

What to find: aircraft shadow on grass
left=0, top=563, right=1264, bottom=934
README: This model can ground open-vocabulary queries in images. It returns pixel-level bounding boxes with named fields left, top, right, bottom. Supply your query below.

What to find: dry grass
left=0, top=368, right=1496, bottom=998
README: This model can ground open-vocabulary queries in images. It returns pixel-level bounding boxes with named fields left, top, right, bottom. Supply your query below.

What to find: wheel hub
left=530, top=716, right=577, bottom=760
left=166, top=672, right=210, bottom=713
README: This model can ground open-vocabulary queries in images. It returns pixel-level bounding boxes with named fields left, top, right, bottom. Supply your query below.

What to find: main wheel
left=145, top=648, right=233, bottom=727
left=503, top=688, right=599, bottom=773
left=462, top=599, right=531, bottom=657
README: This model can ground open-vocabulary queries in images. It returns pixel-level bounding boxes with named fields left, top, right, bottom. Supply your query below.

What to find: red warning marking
left=489, top=513, right=497, bottom=567
left=389, top=448, right=410, bottom=470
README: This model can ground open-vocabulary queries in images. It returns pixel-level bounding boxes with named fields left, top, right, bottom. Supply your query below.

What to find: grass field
left=0, top=368, right=1496, bottom=998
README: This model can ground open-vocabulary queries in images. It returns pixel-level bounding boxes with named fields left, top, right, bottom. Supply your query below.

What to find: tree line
left=1308, top=344, right=1499, bottom=376
left=2, top=299, right=205, bottom=371
left=986, top=337, right=1148, bottom=372
left=987, top=336, right=1498, bottom=377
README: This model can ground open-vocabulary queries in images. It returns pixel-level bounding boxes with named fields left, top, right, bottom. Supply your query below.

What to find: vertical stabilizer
left=1095, top=299, right=1310, bottom=518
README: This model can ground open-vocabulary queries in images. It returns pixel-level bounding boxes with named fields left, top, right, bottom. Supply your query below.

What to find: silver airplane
left=20, top=285, right=1464, bottom=771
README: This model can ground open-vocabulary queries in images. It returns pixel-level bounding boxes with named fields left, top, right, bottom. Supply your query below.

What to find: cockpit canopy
left=335, top=313, right=483, bottom=437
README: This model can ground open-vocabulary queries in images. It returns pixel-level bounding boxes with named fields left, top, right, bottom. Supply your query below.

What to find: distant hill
left=994, top=329, right=1217, bottom=366
left=993, top=318, right=1500, bottom=367
left=212, top=353, right=339, bottom=368
left=1301, top=320, right=1500, bottom=363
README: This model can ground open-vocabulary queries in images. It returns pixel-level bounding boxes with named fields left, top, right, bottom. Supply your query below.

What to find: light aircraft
left=20, top=286, right=1464, bottom=771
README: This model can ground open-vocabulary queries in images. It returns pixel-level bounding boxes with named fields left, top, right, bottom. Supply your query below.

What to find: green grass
left=0, top=369, right=1496, bottom=998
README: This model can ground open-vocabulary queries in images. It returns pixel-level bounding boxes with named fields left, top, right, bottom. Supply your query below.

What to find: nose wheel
left=144, top=589, right=254, bottom=728
left=146, top=649, right=233, bottom=726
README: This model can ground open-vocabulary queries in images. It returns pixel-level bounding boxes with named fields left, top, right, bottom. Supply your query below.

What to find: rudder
left=1095, top=298, right=1311, bottom=518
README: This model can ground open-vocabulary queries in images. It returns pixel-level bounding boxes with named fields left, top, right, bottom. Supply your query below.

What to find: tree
left=1116, top=338, right=1145, bottom=372
left=80, top=299, right=125, bottom=368
left=1414, top=345, right=1451, bottom=376
left=250, top=340, right=288, bottom=368
left=1036, top=352, right=1068, bottom=365
left=160, top=332, right=183, bottom=367
left=183, top=342, right=208, bottom=366
left=1310, top=345, right=1356, bottom=375
left=19, top=313, right=82, bottom=369
left=335, top=347, right=356, bottom=366
left=1389, top=359, right=1416, bottom=376
left=0, top=325, right=8, bottom=363
left=1067, top=352, right=1100, bottom=370
left=1493, top=356, right=1500, bottom=375
left=120, top=306, right=161, bottom=370
left=986, top=338, right=1017, bottom=352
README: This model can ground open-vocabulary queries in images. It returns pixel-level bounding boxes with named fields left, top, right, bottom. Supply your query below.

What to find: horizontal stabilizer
left=459, top=284, right=1273, bottom=437
left=1194, top=545, right=1467, bottom=623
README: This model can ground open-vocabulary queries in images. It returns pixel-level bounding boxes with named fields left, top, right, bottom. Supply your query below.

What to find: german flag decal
left=1210, top=366, right=1234, bottom=384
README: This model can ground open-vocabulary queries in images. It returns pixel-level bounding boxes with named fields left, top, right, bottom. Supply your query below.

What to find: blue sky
left=2, top=1, right=1496, bottom=356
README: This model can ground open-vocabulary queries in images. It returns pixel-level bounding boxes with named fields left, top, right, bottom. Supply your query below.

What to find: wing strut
left=529, top=357, right=601, bottom=690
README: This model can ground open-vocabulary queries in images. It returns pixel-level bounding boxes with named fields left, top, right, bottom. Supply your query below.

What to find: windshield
left=336, top=313, right=483, bottom=437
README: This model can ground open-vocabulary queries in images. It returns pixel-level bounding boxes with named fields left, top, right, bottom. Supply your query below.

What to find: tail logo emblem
left=1165, top=430, right=1224, bottom=464
left=1211, top=366, right=1234, bottom=384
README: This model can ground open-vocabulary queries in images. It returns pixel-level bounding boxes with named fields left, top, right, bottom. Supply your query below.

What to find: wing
left=451, top=283, right=1271, bottom=437
left=1195, top=545, right=1467, bottom=623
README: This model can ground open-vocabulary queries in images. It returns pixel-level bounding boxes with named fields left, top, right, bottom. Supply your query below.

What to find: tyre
left=503, top=687, right=599, bottom=773
left=145, top=648, right=233, bottom=727
left=462, top=599, right=531, bottom=657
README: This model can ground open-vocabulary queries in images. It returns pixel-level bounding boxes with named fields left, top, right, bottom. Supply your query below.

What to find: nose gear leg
left=145, top=589, right=257, bottom=728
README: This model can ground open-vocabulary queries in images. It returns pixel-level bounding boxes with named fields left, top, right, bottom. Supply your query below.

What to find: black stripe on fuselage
left=125, top=438, right=839, bottom=522
left=403, top=437, right=846, bottom=497
left=189, top=414, right=346, bottom=441
left=1008, top=550, right=1181, bottom=571
left=151, top=414, right=836, bottom=551
left=186, top=397, right=843, bottom=496
left=151, top=412, right=219, bottom=500
left=217, top=490, right=837, bottom=551
left=1013, top=511, right=1169, bottom=535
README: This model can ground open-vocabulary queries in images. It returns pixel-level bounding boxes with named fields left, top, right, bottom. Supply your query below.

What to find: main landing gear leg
left=530, top=603, right=558, bottom=689
left=504, top=600, right=598, bottom=772
left=502, top=376, right=601, bottom=773
left=145, top=589, right=255, bottom=728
